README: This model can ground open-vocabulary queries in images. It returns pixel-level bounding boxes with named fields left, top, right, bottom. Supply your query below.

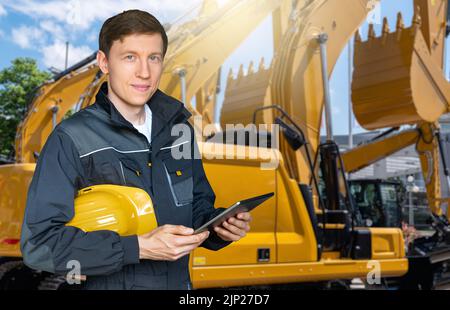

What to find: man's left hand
left=214, top=212, right=252, bottom=242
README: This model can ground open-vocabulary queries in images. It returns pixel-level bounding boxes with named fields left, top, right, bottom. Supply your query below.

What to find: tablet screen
left=194, top=192, right=274, bottom=234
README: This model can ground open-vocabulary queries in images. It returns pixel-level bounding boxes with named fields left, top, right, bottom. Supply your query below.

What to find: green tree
left=0, top=58, right=51, bottom=159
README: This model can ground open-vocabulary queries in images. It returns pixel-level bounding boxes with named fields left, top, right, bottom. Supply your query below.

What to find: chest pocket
left=119, top=157, right=145, bottom=188
left=163, top=158, right=193, bottom=207
left=84, top=156, right=122, bottom=186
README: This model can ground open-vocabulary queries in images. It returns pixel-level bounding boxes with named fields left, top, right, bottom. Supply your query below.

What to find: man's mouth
left=131, top=84, right=151, bottom=92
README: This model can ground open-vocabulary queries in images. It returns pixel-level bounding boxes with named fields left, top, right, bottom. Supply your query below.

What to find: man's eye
left=149, top=55, right=161, bottom=62
left=125, top=55, right=135, bottom=61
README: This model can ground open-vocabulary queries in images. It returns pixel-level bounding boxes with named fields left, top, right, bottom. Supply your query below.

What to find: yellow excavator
left=341, top=0, right=450, bottom=289
left=0, top=0, right=447, bottom=289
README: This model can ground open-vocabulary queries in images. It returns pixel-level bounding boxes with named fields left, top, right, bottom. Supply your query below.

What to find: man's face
left=97, top=33, right=164, bottom=107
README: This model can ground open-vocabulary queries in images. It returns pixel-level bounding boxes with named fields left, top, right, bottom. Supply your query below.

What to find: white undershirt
left=133, top=104, right=152, bottom=143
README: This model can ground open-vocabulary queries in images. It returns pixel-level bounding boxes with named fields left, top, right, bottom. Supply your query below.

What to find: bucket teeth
left=382, top=17, right=390, bottom=35
left=237, top=64, right=244, bottom=78
left=258, top=57, right=265, bottom=71
left=355, top=6, right=423, bottom=44
left=396, top=12, right=404, bottom=31
left=381, top=17, right=390, bottom=43
left=227, top=68, right=234, bottom=81
left=368, top=23, right=376, bottom=40
left=396, top=12, right=405, bottom=41
left=354, top=30, right=362, bottom=43
left=248, top=61, right=254, bottom=75
left=228, top=58, right=265, bottom=82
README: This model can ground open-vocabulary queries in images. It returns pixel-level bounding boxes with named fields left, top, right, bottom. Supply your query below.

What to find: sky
left=0, top=0, right=445, bottom=135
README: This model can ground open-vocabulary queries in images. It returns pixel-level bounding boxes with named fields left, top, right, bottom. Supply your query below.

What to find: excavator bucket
left=352, top=12, right=450, bottom=130
left=220, top=58, right=272, bottom=128
left=67, top=185, right=157, bottom=236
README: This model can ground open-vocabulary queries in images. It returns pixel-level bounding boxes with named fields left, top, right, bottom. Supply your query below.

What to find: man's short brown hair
left=99, top=9, right=168, bottom=58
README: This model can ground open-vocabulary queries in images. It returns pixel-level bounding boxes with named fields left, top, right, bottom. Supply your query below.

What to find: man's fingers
left=176, top=241, right=204, bottom=255
left=173, top=231, right=209, bottom=246
left=222, top=221, right=246, bottom=237
left=236, top=212, right=252, bottom=222
left=172, top=249, right=194, bottom=261
left=170, top=234, right=210, bottom=260
left=214, top=225, right=241, bottom=241
left=163, top=224, right=194, bottom=235
left=227, top=217, right=250, bottom=232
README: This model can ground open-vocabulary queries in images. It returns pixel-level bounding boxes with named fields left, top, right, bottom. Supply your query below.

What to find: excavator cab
left=349, top=179, right=403, bottom=228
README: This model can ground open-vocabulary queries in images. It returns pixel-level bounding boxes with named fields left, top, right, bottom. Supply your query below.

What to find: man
left=21, top=10, right=252, bottom=290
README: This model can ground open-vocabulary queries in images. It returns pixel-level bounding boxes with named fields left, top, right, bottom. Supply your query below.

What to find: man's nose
left=136, top=60, right=151, bottom=79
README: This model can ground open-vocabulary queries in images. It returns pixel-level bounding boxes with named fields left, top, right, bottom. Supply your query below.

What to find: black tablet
left=194, top=192, right=274, bottom=234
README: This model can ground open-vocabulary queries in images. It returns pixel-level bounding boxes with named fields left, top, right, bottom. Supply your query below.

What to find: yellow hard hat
left=67, top=184, right=158, bottom=236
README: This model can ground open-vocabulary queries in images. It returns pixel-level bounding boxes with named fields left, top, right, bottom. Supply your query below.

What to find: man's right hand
left=137, top=225, right=210, bottom=261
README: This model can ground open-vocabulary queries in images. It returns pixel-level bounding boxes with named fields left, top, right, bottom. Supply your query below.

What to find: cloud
left=2, top=0, right=202, bottom=31
left=40, top=19, right=66, bottom=41
left=2, top=0, right=223, bottom=70
left=11, top=25, right=45, bottom=48
left=11, top=22, right=93, bottom=69
left=41, top=41, right=93, bottom=70
left=0, top=4, right=6, bottom=16
left=86, top=31, right=98, bottom=44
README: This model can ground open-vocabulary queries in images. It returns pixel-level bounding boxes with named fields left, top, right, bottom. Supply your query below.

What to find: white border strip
left=79, top=146, right=150, bottom=158
left=160, top=140, right=189, bottom=150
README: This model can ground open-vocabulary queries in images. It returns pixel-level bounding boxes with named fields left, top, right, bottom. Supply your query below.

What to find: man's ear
left=97, top=50, right=109, bottom=74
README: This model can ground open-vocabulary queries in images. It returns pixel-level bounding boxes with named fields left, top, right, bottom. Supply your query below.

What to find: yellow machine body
left=0, top=146, right=408, bottom=288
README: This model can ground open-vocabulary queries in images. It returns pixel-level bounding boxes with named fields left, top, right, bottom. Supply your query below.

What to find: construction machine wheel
left=37, top=274, right=73, bottom=290
left=0, top=258, right=45, bottom=290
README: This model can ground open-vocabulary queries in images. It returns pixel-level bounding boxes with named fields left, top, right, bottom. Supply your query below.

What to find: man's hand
left=138, top=225, right=209, bottom=261
left=214, top=212, right=252, bottom=242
